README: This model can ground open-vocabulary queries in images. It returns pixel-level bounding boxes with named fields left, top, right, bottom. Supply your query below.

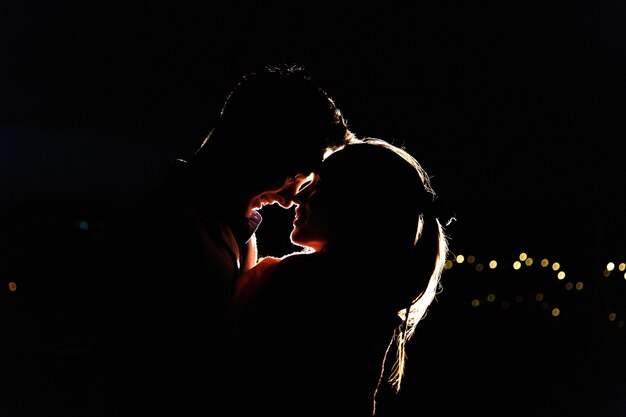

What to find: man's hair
left=192, top=63, right=354, bottom=170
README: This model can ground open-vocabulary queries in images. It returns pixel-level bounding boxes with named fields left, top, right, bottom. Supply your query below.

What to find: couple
left=93, top=63, right=452, bottom=416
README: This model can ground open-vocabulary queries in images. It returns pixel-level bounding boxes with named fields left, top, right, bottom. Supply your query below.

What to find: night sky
left=3, top=2, right=625, bottom=251
left=1, top=2, right=625, bottom=416
left=3, top=2, right=625, bottom=202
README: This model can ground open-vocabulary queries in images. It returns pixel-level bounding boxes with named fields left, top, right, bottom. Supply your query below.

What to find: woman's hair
left=317, top=138, right=452, bottom=392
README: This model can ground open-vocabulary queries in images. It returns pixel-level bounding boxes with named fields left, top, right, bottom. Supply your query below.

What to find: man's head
left=190, top=63, right=355, bottom=213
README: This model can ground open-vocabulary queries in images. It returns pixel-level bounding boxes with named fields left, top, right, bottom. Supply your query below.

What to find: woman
left=226, top=138, right=452, bottom=416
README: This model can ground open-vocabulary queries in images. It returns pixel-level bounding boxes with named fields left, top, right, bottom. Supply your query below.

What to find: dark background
left=1, top=2, right=625, bottom=416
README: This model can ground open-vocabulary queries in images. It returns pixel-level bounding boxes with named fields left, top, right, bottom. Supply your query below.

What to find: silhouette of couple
left=93, top=63, right=453, bottom=416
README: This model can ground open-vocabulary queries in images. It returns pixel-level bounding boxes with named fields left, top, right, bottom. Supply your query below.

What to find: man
left=92, top=63, right=355, bottom=415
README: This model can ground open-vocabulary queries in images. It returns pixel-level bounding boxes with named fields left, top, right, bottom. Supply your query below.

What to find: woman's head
left=291, top=138, right=452, bottom=391
left=293, top=138, right=433, bottom=251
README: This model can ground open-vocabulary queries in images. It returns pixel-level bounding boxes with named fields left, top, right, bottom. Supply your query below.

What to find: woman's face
left=290, top=173, right=329, bottom=252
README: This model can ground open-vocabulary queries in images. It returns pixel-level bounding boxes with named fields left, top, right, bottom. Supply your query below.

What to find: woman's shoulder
left=272, top=250, right=327, bottom=275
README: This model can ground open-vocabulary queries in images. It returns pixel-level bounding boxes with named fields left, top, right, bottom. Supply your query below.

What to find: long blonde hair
left=317, top=138, right=453, bottom=395
left=361, top=138, right=451, bottom=393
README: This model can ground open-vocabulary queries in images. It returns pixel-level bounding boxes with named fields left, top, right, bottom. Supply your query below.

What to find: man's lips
left=251, top=195, right=289, bottom=211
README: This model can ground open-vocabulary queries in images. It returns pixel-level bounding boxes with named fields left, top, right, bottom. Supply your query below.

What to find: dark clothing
left=91, top=159, right=257, bottom=416
left=227, top=252, right=405, bottom=416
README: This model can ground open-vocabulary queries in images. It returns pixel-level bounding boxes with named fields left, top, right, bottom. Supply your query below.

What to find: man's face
left=246, top=173, right=313, bottom=218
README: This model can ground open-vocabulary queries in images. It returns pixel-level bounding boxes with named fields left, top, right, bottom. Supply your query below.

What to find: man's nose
left=274, top=184, right=298, bottom=207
